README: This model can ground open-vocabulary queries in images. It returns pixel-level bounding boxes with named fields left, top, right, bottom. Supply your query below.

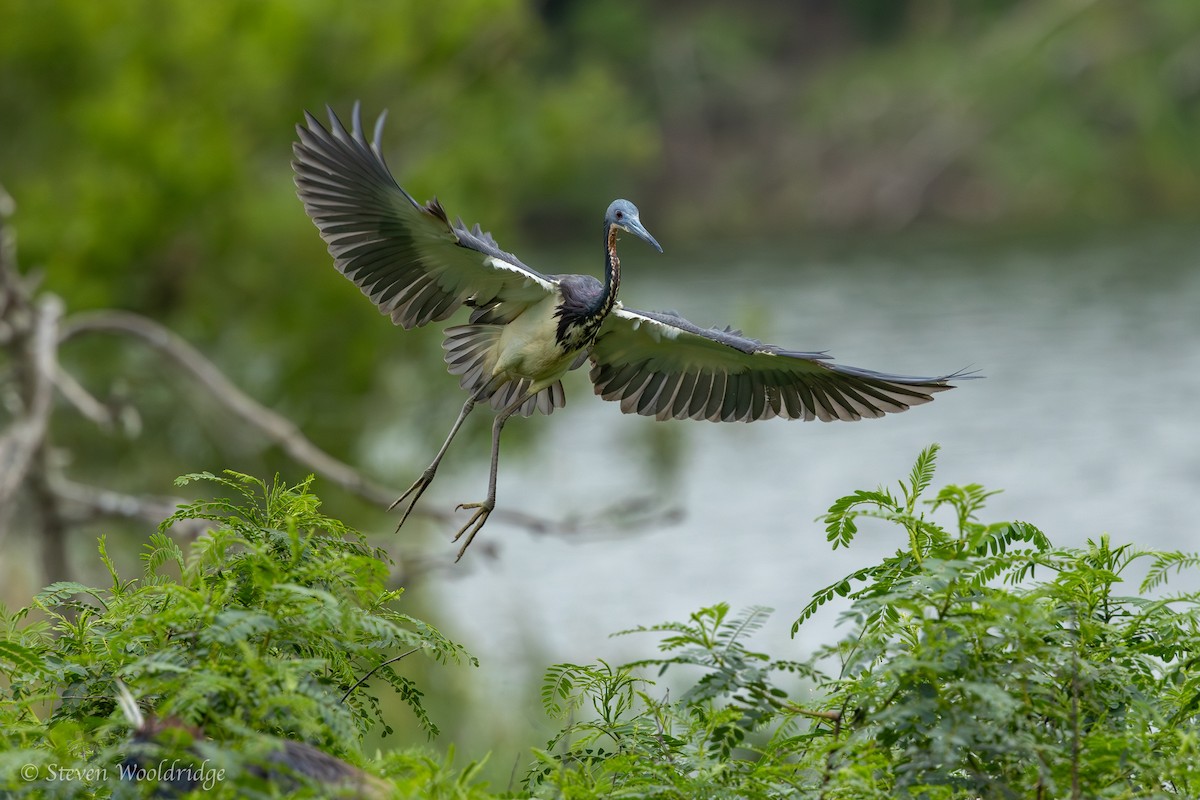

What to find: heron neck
left=598, top=224, right=621, bottom=317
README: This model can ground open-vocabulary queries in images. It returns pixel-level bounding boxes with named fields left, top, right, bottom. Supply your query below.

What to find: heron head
left=605, top=199, right=662, bottom=253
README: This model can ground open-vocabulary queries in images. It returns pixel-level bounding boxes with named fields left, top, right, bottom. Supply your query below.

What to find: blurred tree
left=542, top=0, right=1200, bottom=233
left=0, top=0, right=657, bottom=526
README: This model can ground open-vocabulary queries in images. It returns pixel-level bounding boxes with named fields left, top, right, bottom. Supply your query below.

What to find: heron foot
left=451, top=500, right=494, bottom=561
left=388, top=468, right=437, bottom=532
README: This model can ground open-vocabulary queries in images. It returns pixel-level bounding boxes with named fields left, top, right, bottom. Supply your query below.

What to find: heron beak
left=623, top=217, right=663, bottom=253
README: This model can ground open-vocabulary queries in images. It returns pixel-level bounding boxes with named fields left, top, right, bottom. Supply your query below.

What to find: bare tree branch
left=52, top=364, right=120, bottom=429
left=50, top=477, right=211, bottom=539
left=0, top=189, right=73, bottom=575
left=0, top=301, right=59, bottom=512
left=0, top=190, right=64, bottom=520
left=59, top=309, right=405, bottom=508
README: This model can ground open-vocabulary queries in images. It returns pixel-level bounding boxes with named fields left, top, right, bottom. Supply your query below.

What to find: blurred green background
left=3, top=0, right=1200, bottom=784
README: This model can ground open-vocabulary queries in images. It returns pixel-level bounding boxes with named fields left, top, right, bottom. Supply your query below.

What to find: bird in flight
left=293, top=104, right=974, bottom=560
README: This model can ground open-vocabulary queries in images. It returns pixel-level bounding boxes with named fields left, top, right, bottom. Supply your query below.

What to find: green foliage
left=4, top=452, right=1200, bottom=797
left=530, top=603, right=812, bottom=798
left=0, top=472, right=477, bottom=797
left=614, top=604, right=812, bottom=756
left=790, top=446, right=1200, bottom=798
left=525, top=446, right=1200, bottom=798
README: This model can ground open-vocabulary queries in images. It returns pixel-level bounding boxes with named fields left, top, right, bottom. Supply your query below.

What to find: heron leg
left=390, top=395, right=477, bottom=530
left=452, top=394, right=527, bottom=561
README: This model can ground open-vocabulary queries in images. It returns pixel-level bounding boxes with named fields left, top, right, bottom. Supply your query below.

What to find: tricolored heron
left=293, top=104, right=975, bottom=560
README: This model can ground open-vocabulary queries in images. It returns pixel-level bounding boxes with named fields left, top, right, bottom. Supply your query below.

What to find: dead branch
left=0, top=188, right=62, bottom=518
left=50, top=477, right=210, bottom=539
left=0, top=297, right=61, bottom=511
left=59, top=309, right=404, bottom=508
left=0, top=188, right=72, bottom=576
left=52, top=363, right=121, bottom=430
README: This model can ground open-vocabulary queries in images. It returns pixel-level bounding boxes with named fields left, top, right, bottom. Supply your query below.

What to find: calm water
left=417, top=229, right=1200, bottom=717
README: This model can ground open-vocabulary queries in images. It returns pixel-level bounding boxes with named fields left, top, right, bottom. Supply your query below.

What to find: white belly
left=492, top=296, right=576, bottom=388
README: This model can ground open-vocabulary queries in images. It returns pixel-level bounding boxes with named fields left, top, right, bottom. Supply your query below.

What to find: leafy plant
left=0, top=471, right=476, bottom=797
left=527, top=445, right=1200, bottom=798
left=791, top=446, right=1200, bottom=797
left=531, top=603, right=812, bottom=798
left=4, top=451, right=1200, bottom=798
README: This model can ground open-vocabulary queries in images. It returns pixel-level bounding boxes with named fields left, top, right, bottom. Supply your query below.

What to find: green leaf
left=903, top=443, right=940, bottom=511
left=33, top=582, right=96, bottom=608
left=141, top=531, right=186, bottom=576
left=824, top=490, right=897, bottom=549
left=0, top=639, right=44, bottom=674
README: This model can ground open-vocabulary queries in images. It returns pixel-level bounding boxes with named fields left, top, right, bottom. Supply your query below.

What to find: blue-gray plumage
left=292, top=104, right=976, bottom=560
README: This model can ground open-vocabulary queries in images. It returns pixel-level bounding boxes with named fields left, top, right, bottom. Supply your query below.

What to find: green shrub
left=529, top=445, right=1200, bottom=799
left=4, top=449, right=1199, bottom=798
left=0, top=471, right=477, bottom=798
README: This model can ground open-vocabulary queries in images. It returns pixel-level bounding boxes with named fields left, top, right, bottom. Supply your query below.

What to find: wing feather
left=748, top=371, right=770, bottom=422
left=669, top=371, right=697, bottom=419
left=654, top=374, right=678, bottom=417
left=589, top=306, right=976, bottom=423
left=706, top=372, right=729, bottom=422
left=687, top=372, right=713, bottom=420
left=293, top=104, right=557, bottom=330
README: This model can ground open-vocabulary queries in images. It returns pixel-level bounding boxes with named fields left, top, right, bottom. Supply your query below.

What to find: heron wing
left=293, top=104, right=556, bottom=330
left=590, top=306, right=972, bottom=422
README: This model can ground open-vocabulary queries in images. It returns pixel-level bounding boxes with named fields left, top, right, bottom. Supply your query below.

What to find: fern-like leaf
left=1142, top=551, right=1200, bottom=593
left=0, top=639, right=44, bottom=674
left=825, top=490, right=898, bottom=549
left=903, top=443, right=940, bottom=511
left=141, top=531, right=186, bottom=576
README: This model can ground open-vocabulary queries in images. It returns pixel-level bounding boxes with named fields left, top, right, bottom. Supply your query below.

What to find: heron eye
left=615, top=210, right=624, bottom=220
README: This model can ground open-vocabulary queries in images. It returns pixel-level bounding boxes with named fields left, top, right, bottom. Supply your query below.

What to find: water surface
left=423, top=229, right=1200, bottom=707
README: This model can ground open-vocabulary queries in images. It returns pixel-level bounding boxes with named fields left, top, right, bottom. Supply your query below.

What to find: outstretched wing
left=292, top=104, right=556, bottom=329
left=590, top=306, right=975, bottom=422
